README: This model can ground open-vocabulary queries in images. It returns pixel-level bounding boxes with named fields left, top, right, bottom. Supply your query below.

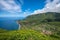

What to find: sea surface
left=0, top=17, right=24, bottom=30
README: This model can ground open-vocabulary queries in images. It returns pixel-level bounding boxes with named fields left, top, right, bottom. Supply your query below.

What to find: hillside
left=23, top=12, right=60, bottom=22
left=0, top=29, right=60, bottom=40
left=18, top=12, right=60, bottom=36
left=0, top=29, right=48, bottom=40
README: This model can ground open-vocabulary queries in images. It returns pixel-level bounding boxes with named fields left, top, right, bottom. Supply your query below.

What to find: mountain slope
left=25, top=12, right=60, bottom=22
left=18, top=12, right=60, bottom=35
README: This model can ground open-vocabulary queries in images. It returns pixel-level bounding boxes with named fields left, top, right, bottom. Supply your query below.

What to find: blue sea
left=0, top=17, right=24, bottom=30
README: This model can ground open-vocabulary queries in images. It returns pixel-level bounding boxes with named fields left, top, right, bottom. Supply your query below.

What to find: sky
left=0, top=0, right=60, bottom=17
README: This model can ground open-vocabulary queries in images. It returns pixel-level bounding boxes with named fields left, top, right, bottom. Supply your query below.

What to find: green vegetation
left=18, top=12, right=60, bottom=40
left=19, top=12, right=60, bottom=31
left=0, top=29, right=60, bottom=40
left=0, top=12, right=60, bottom=40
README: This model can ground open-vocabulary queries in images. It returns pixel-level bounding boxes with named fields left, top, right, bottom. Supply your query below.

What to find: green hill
left=18, top=12, right=60, bottom=36
left=21, top=12, right=60, bottom=22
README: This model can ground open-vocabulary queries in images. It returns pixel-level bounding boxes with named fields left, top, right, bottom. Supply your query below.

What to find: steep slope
left=18, top=12, right=60, bottom=35
left=25, top=12, right=60, bottom=22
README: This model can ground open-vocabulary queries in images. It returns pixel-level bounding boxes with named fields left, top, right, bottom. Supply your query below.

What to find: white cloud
left=33, top=0, right=60, bottom=14
left=22, top=9, right=32, bottom=17
left=0, top=0, right=22, bottom=13
left=0, top=9, right=32, bottom=17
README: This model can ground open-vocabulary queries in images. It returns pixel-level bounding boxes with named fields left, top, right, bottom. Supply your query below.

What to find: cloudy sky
left=0, top=0, right=60, bottom=17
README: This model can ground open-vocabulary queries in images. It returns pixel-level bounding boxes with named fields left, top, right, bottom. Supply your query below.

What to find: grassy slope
left=0, top=29, right=60, bottom=40
left=19, top=12, right=60, bottom=32
left=18, top=12, right=60, bottom=40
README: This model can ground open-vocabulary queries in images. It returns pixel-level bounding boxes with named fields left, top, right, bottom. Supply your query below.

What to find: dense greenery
left=19, top=12, right=60, bottom=31
left=0, top=29, right=60, bottom=40
left=18, top=12, right=60, bottom=40
left=23, top=12, right=60, bottom=22
left=0, top=12, right=60, bottom=40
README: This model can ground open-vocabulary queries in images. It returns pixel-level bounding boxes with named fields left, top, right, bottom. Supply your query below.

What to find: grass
left=0, top=29, right=60, bottom=40
left=0, top=29, right=46, bottom=40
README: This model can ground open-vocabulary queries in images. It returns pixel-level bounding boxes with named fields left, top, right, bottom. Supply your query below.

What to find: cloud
left=22, top=9, right=32, bottom=17
left=33, top=0, right=60, bottom=14
left=0, top=9, right=32, bottom=17
left=0, top=0, right=22, bottom=13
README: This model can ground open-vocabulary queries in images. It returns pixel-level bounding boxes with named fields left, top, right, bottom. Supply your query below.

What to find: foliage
left=17, top=12, right=60, bottom=40
left=0, top=29, right=47, bottom=40
left=0, top=29, right=60, bottom=40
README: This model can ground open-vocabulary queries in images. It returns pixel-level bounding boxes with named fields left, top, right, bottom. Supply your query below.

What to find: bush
left=0, top=29, right=47, bottom=40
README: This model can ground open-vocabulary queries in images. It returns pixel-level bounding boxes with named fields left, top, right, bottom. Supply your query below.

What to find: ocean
left=0, top=17, right=24, bottom=30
